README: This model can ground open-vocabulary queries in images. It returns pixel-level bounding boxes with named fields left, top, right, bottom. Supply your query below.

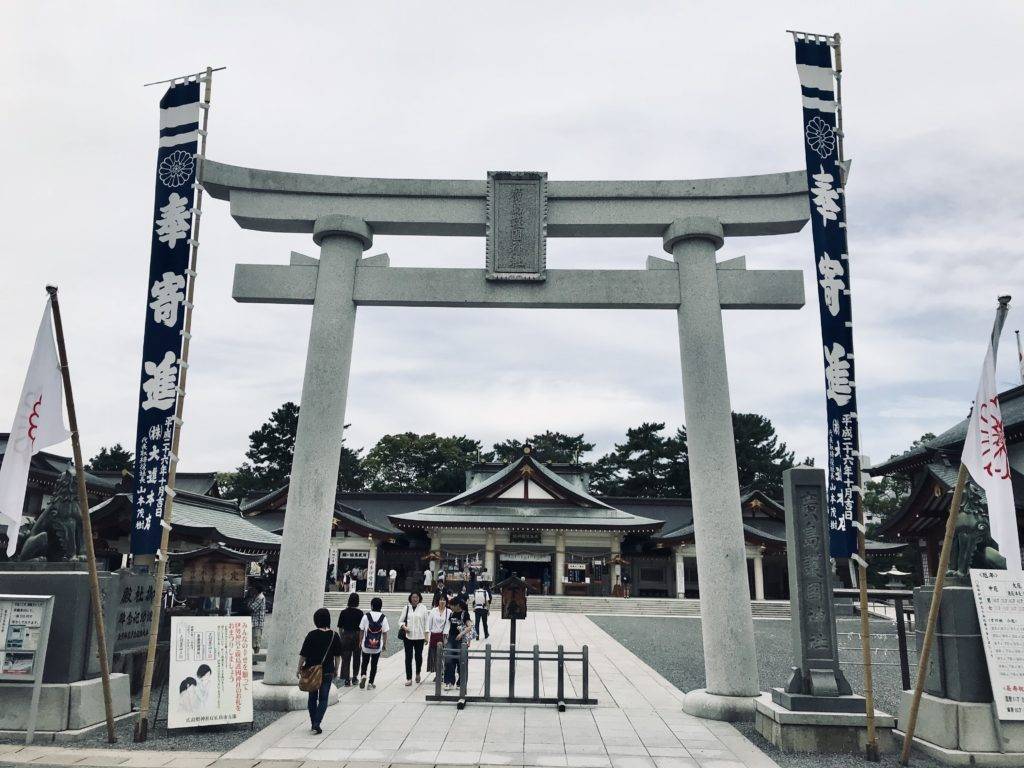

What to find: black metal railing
left=427, top=643, right=596, bottom=710
left=833, top=588, right=915, bottom=689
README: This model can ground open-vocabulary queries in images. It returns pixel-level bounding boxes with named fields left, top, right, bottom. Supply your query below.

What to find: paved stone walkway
left=0, top=614, right=777, bottom=768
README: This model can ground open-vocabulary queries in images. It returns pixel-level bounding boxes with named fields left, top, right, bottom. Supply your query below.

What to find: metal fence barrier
left=833, top=588, right=915, bottom=689
left=427, top=643, right=597, bottom=710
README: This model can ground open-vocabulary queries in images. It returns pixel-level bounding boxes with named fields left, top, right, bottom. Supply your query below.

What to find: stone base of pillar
left=683, top=688, right=759, bottom=722
left=252, top=680, right=340, bottom=711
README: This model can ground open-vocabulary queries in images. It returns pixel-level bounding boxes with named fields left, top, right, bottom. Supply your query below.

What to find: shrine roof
left=389, top=453, right=662, bottom=532
left=91, top=490, right=281, bottom=550
left=869, top=384, right=1024, bottom=477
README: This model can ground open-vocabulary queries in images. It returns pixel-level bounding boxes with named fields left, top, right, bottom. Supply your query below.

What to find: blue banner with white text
left=130, top=81, right=200, bottom=555
left=794, top=38, right=859, bottom=558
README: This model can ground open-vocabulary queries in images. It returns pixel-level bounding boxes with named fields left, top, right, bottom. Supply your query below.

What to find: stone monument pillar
left=667, top=217, right=760, bottom=720
left=755, top=467, right=895, bottom=753
left=261, top=215, right=371, bottom=694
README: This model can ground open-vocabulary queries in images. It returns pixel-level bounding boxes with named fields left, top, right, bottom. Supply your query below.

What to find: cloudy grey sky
left=2, top=2, right=1022, bottom=477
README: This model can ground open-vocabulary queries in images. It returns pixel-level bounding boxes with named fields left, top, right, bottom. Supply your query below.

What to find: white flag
left=0, top=302, right=70, bottom=555
left=961, top=331, right=1022, bottom=572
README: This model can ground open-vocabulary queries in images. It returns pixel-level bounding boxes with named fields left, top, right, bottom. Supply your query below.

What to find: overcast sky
left=2, top=2, right=1023, bottom=479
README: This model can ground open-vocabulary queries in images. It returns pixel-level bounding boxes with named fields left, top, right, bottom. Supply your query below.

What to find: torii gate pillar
left=667, top=217, right=760, bottom=719
left=262, top=215, right=371, bottom=689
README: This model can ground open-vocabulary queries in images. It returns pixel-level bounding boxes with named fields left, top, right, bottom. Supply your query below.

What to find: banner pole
left=45, top=286, right=118, bottom=743
left=826, top=32, right=878, bottom=760
left=899, top=463, right=967, bottom=765
left=134, top=66, right=214, bottom=743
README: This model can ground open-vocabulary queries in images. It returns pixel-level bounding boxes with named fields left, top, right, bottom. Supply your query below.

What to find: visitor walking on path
left=472, top=582, right=491, bottom=640
left=423, top=564, right=433, bottom=589
left=443, top=597, right=473, bottom=691
left=388, top=567, right=398, bottom=592
left=399, top=591, right=429, bottom=685
left=248, top=585, right=266, bottom=654
left=297, top=608, right=342, bottom=734
left=336, top=591, right=363, bottom=686
left=426, top=595, right=450, bottom=677
left=358, top=596, right=390, bottom=689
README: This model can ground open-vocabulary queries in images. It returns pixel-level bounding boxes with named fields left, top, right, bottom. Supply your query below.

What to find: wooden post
left=532, top=645, right=540, bottom=701
left=895, top=597, right=911, bottom=691
left=582, top=645, right=590, bottom=702
left=899, top=464, right=968, bottom=765
left=855, top=482, right=879, bottom=761
left=484, top=643, right=491, bottom=699
left=45, top=287, right=117, bottom=743
left=134, top=66, right=215, bottom=742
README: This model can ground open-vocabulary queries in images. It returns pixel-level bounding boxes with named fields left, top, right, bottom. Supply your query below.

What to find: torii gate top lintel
left=203, top=160, right=810, bottom=238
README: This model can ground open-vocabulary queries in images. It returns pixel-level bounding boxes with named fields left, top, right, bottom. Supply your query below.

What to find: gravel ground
left=591, top=614, right=944, bottom=768
left=0, top=612, right=406, bottom=752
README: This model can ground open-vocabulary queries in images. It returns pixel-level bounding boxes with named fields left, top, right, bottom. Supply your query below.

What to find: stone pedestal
left=756, top=694, right=896, bottom=753
left=0, top=674, right=133, bottom=742
left=252, top=679, right=340, bottom=711
left=914, top=584, right=991, bottom=702
left=896, top=691, right=1024, bottom=766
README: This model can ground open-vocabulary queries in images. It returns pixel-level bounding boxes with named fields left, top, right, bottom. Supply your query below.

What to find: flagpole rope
left=134, top=66, right=215, bottom=743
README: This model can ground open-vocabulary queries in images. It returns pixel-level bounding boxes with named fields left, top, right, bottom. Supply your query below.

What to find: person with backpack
left=472, top=582, right=492, bottom=640
left=443, top=597, right=473, bottom=691
left=357, top=596, right=390, bottom=689
left=336, top=591, right=363, bottom=686
left=425, top=594, right=451, bottom=678
left=398, top=591, right=429, bottom=685
left=297, top=608, right=342, bottom=734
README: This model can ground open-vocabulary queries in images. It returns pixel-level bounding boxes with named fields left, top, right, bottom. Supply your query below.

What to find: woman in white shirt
left=399, top=591, right=430, bottom=685
left=425, top=595, right=451, bottom=680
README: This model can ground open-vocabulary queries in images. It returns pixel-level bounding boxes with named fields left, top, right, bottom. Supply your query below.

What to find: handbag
left=397, top=605, right=410, bottom=639
left=298, top=631, right=335, bottom=692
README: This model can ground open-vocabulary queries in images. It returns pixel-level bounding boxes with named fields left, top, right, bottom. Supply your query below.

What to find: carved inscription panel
left=486, top=171, right=547, bottom=281
left=796, top=485, right=835, bottom=660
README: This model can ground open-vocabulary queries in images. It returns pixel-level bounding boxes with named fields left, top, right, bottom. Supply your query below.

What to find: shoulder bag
left=298, top=631, right=335, bottom=692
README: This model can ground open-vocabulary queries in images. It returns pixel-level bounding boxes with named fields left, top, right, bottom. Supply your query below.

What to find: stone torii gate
left=204, top=163, right=810, bottom=719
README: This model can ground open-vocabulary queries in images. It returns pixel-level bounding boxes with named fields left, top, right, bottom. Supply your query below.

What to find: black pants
left=474, top=608, right=489, bottom=638
left=359, top=651, right=380, bottom=683
left=338, top=630, right=360, bottom=680
left=403, top=636, right=425, bottom=680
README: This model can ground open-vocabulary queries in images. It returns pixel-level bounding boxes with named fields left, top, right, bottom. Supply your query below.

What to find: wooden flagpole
left=829, top=31, right=880, bottom=761
left=134, top=66, right=214, bottom=742
left=898, top=463, right=967, bottom=765
left=45, top=286, right=117, bottom=743
left=900, top=296, right=1011, bottom=764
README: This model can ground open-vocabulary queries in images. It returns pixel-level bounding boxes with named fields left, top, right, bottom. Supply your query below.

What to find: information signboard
left=168, top=615, right=253, bottom=729
left=0, top=594, right=54, bottom=743
left=971, top=569, right=1024, bottom=720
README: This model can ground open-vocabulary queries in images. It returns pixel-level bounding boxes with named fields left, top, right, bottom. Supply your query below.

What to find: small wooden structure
left=174, top=544, right=264, bottom=599
left=496, top=574, right=528, bottom=621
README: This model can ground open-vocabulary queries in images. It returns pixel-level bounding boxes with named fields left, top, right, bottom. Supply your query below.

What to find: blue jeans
left=307, top=675, right=332, bottom=727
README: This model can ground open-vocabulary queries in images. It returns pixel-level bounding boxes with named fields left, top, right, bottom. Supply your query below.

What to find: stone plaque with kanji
left=486, top=171, right=547, bottom=281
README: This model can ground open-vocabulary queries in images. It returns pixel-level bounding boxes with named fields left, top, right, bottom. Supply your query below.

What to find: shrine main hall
left=241, top=449, right=803, bottom=600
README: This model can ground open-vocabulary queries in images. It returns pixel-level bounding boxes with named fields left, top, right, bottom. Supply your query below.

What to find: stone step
left=320, top=592, right=791, bottom=618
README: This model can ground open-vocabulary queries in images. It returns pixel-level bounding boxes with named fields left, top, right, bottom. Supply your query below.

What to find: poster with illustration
left=168, top=616, right=253, bottom=729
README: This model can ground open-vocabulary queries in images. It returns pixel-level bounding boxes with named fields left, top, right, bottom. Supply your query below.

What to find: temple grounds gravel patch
left=591, top=613, right=944, bottom=768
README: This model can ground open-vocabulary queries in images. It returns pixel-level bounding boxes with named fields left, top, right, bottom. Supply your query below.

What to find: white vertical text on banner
left=794, top=38, right=859, bottom=557
left=130, top=81, right=200, bottom=555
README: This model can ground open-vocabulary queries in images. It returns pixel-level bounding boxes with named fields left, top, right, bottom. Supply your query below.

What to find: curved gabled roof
left=389, top=453, right=662, bottom=533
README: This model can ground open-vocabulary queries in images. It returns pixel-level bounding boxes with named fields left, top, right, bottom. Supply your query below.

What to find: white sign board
left=169, top=616, right=253, bottom=729
left=971, top=569, right=1024, bottom=720
left=0, top=595, right=54, bottom=744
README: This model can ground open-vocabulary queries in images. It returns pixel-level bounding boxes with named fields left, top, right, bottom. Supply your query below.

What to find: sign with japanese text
left=0, top=596, right=49, bottom=681
left=793, top=38, right=860, bottom=557
left=971, top=569, right=1024, bottom=720
left=168, top=616, right=253, bottom=729
left=130, top=81, right=201, bottom=555
left=181, top=557, right=248, bottom=598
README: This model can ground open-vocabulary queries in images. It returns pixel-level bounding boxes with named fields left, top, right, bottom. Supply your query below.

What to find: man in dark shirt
left=336, top=591, right=364, bottom=685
